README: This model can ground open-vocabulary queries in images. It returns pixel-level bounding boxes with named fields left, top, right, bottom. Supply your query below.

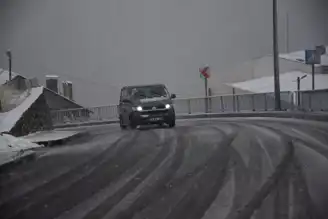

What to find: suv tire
left=129, top=116, right=137, bottom=129
left=119, top=116, right=127, bottom=130
left=168, top=119, right=176, bottom=128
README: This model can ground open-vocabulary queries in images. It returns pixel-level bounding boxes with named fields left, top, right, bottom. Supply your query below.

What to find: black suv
left=118, top=84, right=176, bottom=129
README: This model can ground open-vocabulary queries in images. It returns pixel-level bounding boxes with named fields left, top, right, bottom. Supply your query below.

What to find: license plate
left=150, top=118, right=162, bottom=121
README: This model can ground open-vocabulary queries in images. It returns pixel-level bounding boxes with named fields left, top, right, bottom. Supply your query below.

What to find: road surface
left=1, top=117, right=328, bottom=219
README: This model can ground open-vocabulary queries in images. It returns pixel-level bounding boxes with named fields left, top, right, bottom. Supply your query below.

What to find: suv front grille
left=143, top=105, right=165, bottom=110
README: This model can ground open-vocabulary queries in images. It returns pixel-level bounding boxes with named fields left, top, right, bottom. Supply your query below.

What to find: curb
left=54, top=120, right=118, bottom=129
left=177, top=112, right=328, bottom=122
left=0, top=151, right=37, bottom=172
left=53, top=111, right=328, bottom=129
left=35, top=131, right=88, bottom=146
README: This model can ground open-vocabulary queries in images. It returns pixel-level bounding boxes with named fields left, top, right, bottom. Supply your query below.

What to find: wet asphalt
left=1, top=117, right=328, bottom=219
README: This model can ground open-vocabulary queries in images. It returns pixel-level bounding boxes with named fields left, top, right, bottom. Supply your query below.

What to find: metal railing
left=51, top=90, right=328, bottom=125
left=173, top=91, right=294, bottom=114
left=298, top=89, right=328, bottom=111
left=51, top=105, right=118, bottom=125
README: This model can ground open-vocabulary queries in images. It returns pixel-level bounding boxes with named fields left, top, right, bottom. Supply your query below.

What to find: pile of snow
left=279, top=47, right=328, bottom=66
left=228, top=71, right=328, bottom=93
left=0, top=133, right=41, bottom=153
left=0, top=86, right=44, bottom=133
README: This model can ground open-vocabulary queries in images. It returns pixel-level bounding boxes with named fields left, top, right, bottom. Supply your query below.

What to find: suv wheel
left=129, top=116, right=137, bottom=129
left=119, top=116, right=127, bottom=130
left=168, top=119, right=176, bottom=128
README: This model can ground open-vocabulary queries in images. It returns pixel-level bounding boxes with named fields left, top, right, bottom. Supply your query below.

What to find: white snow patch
left=0, top=133, right=41, bottom=153
left=0, top=86, right=44, bottom=133
left=279, top=47, right=328, bottom=66
left=22, top=130, right=81, bottom=143
left=46, top=75, right=59, bottom=79
left=228, top=71, right=328, bottom=93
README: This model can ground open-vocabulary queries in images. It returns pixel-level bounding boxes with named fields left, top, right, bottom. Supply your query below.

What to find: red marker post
left=199, top=66, right=210, bottom=112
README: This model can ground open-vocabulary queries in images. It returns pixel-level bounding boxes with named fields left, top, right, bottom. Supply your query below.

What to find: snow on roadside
left=0, top=86, right=44, bottom=133
left=0, top=133, right=42, bottom=153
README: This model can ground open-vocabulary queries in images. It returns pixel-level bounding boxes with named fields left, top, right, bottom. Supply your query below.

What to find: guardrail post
left=208, top=97, right=212, bottom=113
left=252, top=94, right=255, bottom=111
left=205, top=97, right=208, bottom=113
left=188, top=99, right=191, bottom=114
left=297, top=91, right=301, bottom=109
left=264, top=93, right=267, bottom=111
left=308, top=93, right=312, bottom=112
left=220, top=96, right=224, bottom=112
left=232, top=88, right=236, bottom=112
left=236, top=95, right=240, bottom=112
left=97, top=107, right=100, bottom=120
left=289, top=92, right=294, bottom=111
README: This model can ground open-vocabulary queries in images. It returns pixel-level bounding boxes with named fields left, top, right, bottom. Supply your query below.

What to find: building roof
left=46, top=75, right=59, bottom=79
left=0, top=68, right=84, bottom=109
left=228, top=71, right=328, bottom=93
left=0, top=86, right=44, bottom=133
left=43, top=87, right=84, bottom=109
left=279, top=46, right=328, bottom=66
left=0, top=68, right=20, bottom=85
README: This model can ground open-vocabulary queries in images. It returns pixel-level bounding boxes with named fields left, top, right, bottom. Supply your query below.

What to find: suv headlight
left=132, top=106, right=143, bottom=112
left=165, top=104, right=171, bottom=109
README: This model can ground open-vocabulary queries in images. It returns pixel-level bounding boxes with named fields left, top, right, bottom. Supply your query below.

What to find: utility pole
left=297, top=77, right=301, bottom=107
left=273, top=0, right=281, bottom=110
left=5, top=50, right=12, bottom=81
left=296, top=75, right=307, bottom=107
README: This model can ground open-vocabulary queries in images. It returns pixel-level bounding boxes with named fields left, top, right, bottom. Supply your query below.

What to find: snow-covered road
left=1, top=118, right=328, bottom=219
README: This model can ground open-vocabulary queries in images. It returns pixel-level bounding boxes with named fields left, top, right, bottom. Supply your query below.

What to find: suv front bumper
left=131, top=109, right=175, bottom=125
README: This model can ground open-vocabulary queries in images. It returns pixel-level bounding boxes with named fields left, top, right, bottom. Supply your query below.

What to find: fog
left=0, top=0, right=327, bottom=106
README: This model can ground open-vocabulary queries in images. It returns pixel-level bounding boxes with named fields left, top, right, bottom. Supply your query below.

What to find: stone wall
left=10, top=92, right=53, bottom=137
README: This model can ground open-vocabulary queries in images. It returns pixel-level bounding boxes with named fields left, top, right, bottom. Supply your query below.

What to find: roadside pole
left=297, top=77, right=301, bottom=107
left=296, top=74, right=307, bottom=108
left=205, top=77, right=208, bottom=113
left=199, top=66, right=210, bottom=113
left=5, top=50, right=12, bottom=81
left=311, top=64, right=315, bottom=90
left=273, top=0, right=281, bottom=110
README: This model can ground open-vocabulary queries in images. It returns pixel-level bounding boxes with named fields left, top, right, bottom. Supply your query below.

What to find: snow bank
left=0, top=86, right=44, bottom=133
left=228, top=71, right=328, bottom=93
left=279, top=47, right=328, bottom=66
left=0, top=133, right=41, bottom=153
left=22, top=130, right=81, bottom=143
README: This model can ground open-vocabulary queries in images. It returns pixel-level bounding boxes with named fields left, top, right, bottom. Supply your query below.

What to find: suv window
left=129, top=85, right=169, bottom=100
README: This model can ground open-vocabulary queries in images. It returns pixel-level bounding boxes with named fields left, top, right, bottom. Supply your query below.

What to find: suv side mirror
left=170, top=94, right=176, bottom=99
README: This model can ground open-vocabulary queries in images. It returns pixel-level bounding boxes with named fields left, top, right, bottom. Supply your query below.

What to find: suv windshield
left=129, top=85, right=169, bottom=100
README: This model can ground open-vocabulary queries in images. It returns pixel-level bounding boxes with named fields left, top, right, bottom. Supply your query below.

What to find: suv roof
left=121, top=84, right=166, bottom=90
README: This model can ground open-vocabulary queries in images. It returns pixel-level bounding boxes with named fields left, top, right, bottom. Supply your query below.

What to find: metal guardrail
left=173, top=91, right=294, bottom=114
left=50, top=90, right=328, bottom=125
left=51, top=105, right=118, bottom=125
left=298, top=89, right=328, bottom=111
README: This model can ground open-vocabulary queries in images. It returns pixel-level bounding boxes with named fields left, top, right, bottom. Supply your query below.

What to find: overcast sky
left=0, top=0, right=327, bottom=106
